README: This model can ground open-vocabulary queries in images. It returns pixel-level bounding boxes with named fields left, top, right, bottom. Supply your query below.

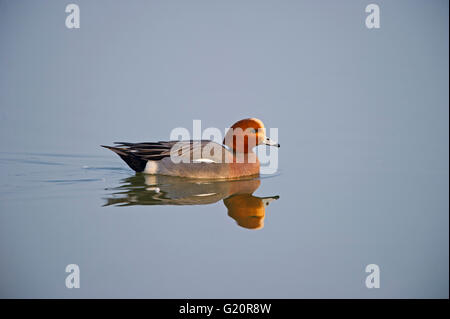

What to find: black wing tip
left=101, top=145, right=128, bottom=156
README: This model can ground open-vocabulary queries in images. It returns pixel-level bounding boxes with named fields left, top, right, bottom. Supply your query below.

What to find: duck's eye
left=248, top=128, right=257, bottom=134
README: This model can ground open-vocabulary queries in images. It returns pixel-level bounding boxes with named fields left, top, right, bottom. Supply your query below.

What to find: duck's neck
left=224, top=140, right=255, bottom=155
left=231, top=150, right=259, bottom=165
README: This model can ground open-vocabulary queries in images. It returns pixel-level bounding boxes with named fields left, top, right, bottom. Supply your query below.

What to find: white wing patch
left=192, top=158, right=217, bottom=163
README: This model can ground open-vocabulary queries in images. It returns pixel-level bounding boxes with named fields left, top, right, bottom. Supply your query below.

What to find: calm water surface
left=0, top=150, right=447, bottom=298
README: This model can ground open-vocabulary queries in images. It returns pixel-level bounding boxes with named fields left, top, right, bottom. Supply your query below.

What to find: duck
left=102, top=118, right=279, bottom=179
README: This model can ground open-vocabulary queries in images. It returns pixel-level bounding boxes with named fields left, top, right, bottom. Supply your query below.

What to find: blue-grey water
left=0, top=0, right=448, bottom=298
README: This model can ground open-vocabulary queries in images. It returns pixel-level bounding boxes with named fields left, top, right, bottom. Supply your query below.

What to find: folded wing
left=102, top=140, right=232, bottom=172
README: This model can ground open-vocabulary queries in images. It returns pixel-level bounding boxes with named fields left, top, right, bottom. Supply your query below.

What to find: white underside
left=144, top=160, right=159, bottom=174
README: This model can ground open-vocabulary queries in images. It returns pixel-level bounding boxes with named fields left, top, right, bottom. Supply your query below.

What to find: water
left=0, top=148, right=447, bottom=298
left=0, top=0, right=448, bottom=298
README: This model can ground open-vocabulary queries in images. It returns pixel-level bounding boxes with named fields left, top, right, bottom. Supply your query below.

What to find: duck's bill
left=263, top=137, right=280, bottom=147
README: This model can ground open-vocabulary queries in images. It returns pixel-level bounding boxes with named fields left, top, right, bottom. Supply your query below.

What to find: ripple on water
left=44, top=178, right=104, bottom=184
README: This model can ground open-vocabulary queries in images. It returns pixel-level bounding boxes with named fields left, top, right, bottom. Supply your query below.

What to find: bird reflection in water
left=104, top=174, right=279, bottom=230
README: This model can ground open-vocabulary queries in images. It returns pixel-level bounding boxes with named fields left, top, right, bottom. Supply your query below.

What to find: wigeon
left=102, top=118, right=279, bottom=179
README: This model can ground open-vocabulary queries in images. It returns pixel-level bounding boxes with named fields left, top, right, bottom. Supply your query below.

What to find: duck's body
left=102, top=118, right=278, bottom=179
left=147, top=151, right=260, bottom=179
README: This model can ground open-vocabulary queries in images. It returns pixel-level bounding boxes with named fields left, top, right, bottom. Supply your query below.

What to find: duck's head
left=223, top=118, right=280, bottom=153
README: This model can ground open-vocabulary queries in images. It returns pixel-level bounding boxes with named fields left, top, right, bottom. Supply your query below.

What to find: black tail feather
left=101, top=145, right=147, bottom=172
